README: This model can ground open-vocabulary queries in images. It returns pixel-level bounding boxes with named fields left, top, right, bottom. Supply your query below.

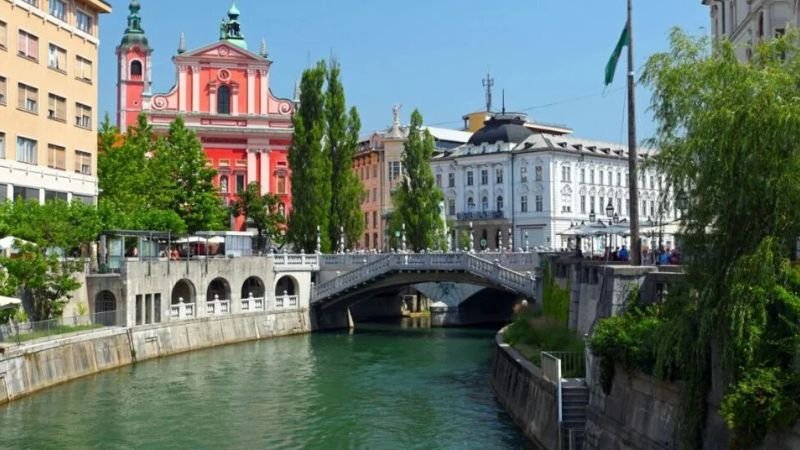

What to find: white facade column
left=209, top=86, right=217, bottom=115
left=232, top=85, right=239, bottom=116
left=260, top=150, right=270, bottom=194
left=178, top=65, right=188, bottom=112
left=38, top=188, right=45, bottom=205
left=191, top=65, right=200, bottom=113
left=6, top=184, right=13, bottom=201
left=247, top=150, right=257, bottom=183
left=145, top=55, right=153, bottom=94
left=67, top=192, right=73, bottom=203
left=247, top=69, right=256, bottom=115
left=258, top=69, right=268, bottom=115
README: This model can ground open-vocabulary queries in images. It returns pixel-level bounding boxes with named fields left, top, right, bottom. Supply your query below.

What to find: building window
left=617, top=198, right=622, bottom=216
left=467, top=197, right=475, bottom=211
left=466, top=170, right=474, bottom=186
left=520, top=166, right=528, bottom=183
left=650, top=200, right=656, bottom=218
left=496, top=168, right=503, bottom=183
left=17, top=83, right=38, bottom=113
left=0, top=76, right=6, bottom=105
left=75, top=103, right=92, bottom=129
left=580, top=168, right=586, bottom=183
left=130, top=60, right=143, bottom=78
left=277, top=174, right=287, bottom=194
left=599, top=170, right=604, bottom=185
left=590, top=196, right=596, bottom=214
left=236, top=174, right=246, bottom=193
left=580, top=195, right=586, bottom=214
left=217, top=85, right=231, bottom=114
left=448, top=199, right=455, bottom=216
left=0, top=132, right=5, bottom=158
left=17, top=30, right=39, bottom=62
left=562, top=165, right=571, bottom=182
left=649, top=175, right=655, bottom=190
left=48, top=94, right=66, bottom=121
left=535, top=165, right=543, bottom=181
left=364, top=233, right=369, bottom=249
left=599, top=197, right=604, bottom=214
left=535, top=195, right=543, bottom=212
left=0, top=21, right=7, bottom=50
left=50, top=0, right=66, bottom=20
left=20, top=0, right=38, bottom=7
left=435, top=173, right=441, bottom=187
left=521, top=195, right=528, bottom=213
left=617, top=172, right=622, bottom=186
left=372, top=211, right=377, bottom=229
left=48, top=44, right=66, bottom=72
left=76, top=56, right=92, bottom=83
left=496, top=195, right=504, bottom=212
left=47, top=144, right=66, bottom=170
left=562, top=193, right=572, bottom=213
left=481, top=169, right=488, bottom=185
left=372, top=165, right=377, bottom=178
left=372, top=188, right=377, bottom=202
left=16, top=137, right=37, bottom=164
left=76, top=10, right=93, bottom=34
left=219, top=175, right=229, bottom=194
left=75, top=150, right=91, bottom=174
left=389, top=161, right=401, bottom=181
left=364, top=212, right=369, bottom=228
left=448, top=172, right=455, bottom=188
left=481, top=196, right=488, bottom=212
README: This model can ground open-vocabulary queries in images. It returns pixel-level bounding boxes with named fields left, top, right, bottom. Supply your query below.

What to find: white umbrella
left=0, top=236, right=33, bottom=250
left=208, top=236, right=225, bottom=244
left=173, top=236, right=205, bottom=244
left=0, top=295, right=22, bottom=311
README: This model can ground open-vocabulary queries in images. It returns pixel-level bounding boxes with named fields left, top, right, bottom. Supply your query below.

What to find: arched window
left=481, top=196, right=488, bottom=212
left=217, top=85, right=231, bottom=115
left=467, top=197, right=475, bottom=211
left=496, top=195, right=504, bottom=212
left=130, top=60, right=142, bottom=78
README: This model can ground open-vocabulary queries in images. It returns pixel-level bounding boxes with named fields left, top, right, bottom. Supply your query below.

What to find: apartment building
left=0, top=0, right=111, bottom=204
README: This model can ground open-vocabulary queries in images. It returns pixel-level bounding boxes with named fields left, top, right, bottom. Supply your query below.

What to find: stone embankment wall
left=0, top=310, right=309, bottom=405
left=491, top=330, right=558, bottom=450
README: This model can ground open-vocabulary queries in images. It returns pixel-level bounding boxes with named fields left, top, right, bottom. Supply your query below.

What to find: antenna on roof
left=502, top=89, right=506, bottom=115
left=482, top=72, right=494, bottom=113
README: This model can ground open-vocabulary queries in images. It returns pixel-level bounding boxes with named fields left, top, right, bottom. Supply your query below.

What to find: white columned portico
left=247, top=149, right=257, bottom=183
left=247, top=69, right=256, bottom=115
left=191, top=65, right=200, bottom=113
left=178, top=65, right=188, bottom=112
left=260, top=149, right=270, bottom=195
left=259, top=69, right=268, bottom=115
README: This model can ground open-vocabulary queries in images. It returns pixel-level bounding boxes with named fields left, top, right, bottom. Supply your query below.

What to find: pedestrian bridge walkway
left=311, top=253, right=537, bottom=306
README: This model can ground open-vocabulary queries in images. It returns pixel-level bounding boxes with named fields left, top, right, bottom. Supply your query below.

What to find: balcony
left=456, top=210, right=504, bottom=221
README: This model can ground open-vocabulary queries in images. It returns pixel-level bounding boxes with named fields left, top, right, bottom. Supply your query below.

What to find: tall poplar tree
left=288, top=62, right=331, bottom=252
left=326, top=61, right=365, bottom=250
left=389, top=110, right=445, bottom=252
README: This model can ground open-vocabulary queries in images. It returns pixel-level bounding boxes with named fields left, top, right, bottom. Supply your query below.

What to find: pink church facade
left=116, top=1, right=294, bottom=229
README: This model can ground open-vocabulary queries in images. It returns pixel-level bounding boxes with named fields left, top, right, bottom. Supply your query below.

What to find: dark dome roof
left=468, top=113, right=533, bottom=146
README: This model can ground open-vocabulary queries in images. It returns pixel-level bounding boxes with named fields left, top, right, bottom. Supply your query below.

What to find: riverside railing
left=0, top=310, right=118, bottom=344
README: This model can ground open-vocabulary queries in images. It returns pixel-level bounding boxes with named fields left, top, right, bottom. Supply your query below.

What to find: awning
left=0, top=296, right=22, bottom=311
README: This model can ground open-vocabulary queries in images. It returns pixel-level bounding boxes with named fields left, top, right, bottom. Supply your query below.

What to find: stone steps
left=561, top=384, right=589, bottom=450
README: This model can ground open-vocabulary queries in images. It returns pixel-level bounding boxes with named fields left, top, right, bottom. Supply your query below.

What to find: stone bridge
left=311, top=253, right=538, bottom=310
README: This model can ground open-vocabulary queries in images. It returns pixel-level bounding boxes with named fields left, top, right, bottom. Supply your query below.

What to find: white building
left=704, top=0, right=797, bottom=60
left=431, top=112, right=676, bottom=252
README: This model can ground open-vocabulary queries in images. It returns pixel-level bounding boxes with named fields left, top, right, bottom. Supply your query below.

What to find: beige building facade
left=703, top=0, right=796, bottom=60
left=0, top=0, right=111, bottom=204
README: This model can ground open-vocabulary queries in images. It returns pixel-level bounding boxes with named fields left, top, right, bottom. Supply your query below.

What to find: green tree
left=326, top=61, right=365, bottom=249
left=152, top=117, right=227, bottom=233
left=389, top=110, right=445, bottom=252
left=288, top=61, right=331, bottom=253
left=639, top=30, right=800, bottom=448
left=230, top=182, right=285, bottom=252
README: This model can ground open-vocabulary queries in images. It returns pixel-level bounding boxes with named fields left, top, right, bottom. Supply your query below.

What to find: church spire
left=219, top=2, right=248, bottom=50
left=120, top=0, right=149, bottom=48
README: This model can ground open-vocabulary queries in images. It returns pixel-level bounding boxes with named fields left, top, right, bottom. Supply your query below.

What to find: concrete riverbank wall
left=491, top=330, right=558, bottom=450
left=0, top=309, right=309, bottom=405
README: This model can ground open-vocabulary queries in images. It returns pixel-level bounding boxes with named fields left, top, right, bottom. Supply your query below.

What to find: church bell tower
left=116, top=0, right=153, bottom=132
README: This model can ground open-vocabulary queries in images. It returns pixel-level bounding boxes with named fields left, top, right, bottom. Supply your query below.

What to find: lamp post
left=401, top=223, right=407, bottom=253
left=589, top=210, right=596, bottom=256
left=339, top=226, right=345, bottom=254
left=605, top=200, right=615, bottom=260
left=508, top=227, right=513, bottom=252
left=316, top=225, right=321, bottom=254
left=524, top=231, right=529, bottom=253
left=469, top=222, right=474, bottom=253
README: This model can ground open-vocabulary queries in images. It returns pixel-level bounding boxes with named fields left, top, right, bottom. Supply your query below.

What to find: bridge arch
left=95, top=290, right=117, bottom=326
left=241, top=276, right=265, bottom=299
left=172, top=279, right=196, bottom=304
left=275, top=275, right=298, bottom=296
left=207, top=277, right=231, bottom=302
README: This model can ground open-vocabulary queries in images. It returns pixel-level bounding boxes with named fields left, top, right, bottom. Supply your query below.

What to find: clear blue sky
left=98, top=0, right=708, bottom=144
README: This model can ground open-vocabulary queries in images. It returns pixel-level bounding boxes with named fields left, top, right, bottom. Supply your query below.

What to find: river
left=0, top=319, right=529, bottom=449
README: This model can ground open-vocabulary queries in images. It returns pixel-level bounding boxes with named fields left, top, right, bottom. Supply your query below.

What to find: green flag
left=604, top=25, right=630, bottom=86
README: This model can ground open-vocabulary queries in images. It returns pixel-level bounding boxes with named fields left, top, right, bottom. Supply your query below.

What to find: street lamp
left=613, top=212, right=620, bottom=224
left=605, top=199, right=614, bottom=218
left=589, top=210, right=596, bottom=223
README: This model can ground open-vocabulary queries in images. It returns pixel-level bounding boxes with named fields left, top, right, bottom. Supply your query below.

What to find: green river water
left=0, top=319, right=530, bottom=449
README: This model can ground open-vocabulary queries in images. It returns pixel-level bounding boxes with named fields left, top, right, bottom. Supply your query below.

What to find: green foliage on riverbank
left=503, top=308, right=584, bottom=367
left=540, top=262, right=569, bottom=324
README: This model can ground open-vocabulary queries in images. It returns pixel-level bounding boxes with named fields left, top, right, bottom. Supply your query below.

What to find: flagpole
left=626, top=0, right=641, bottom=266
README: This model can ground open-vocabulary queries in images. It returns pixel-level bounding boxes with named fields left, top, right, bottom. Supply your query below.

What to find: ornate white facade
left=704, top=0, right=797, bottom=60
left=431, top=113, right=675, bottom=252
